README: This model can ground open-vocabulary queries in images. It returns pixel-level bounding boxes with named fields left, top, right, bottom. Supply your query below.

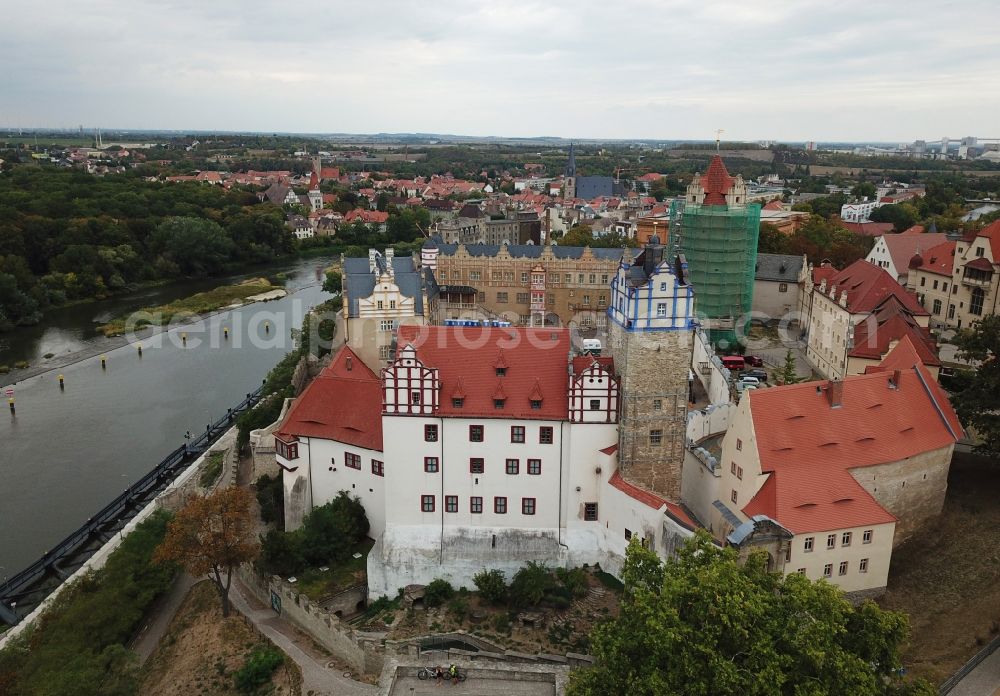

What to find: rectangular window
left=842, top=532, right=852, bottom=547
left=578, top=273, right=584, bottom=283
left=804, top=537, right=814, bottom=552
left=565, top=273, right=571, bottom=283
left=859, top=558, right=869, bottom=573
left=421, top=495, right=435, bottom=512
left=589, top=399, right=601, bottom=410
left=452, top=397, right=464, bottom=408
left=510, top=426, right=525, bottom=443
left=345, top=452, right=361, bottom=470
left=390, top=300, right=396, bottom=309
left=445, top=495, right=458, bottom=513
left=583, top=294, right=591, bottom=305
left=379, top=345, right=392, bottom=361
left=737, top=466, right=743, bottom=480
left=530, top=400, right=542, bottom=410
left=862, top=529, right=872, bottom=544
left=470, top=496, right=483, bottom=514
left=522, top=498, right=536, bottom=515
left=827, top=534, right=836, bottom=549
left=377, top=300, right=383, bottom=309
left=656, top=302, right=667, bottom=317
left=527, top=459, right=541, bottom=475
left=380, top=319, right=395, bottom=332
left=539, top=426, right=554, bottom=444
left=584, top=502, right=598, bottom=521
left=588, top=273, right=596, bottom=284
left=494, top=399, right=505, bottom=409
left=506, top=458, right=519, bottom=475
left=411, top=391, right=421, bottom=406
left=823, top=563, right=832, bottom=578
left=731, top=489, right=738, bottom=504
left=470, top=457, right=484, bottom=474
left=424, top=424, right=438, bottom=442
left=736, top=438, right=742, bottom=451
left=602, top=274, right=609, bottom=285
left=654, top=399, right=663, bottom=411
left=730, top=461, right=737, bottom=475
left=521, top=272, right=529, bottom=283
left=649, top=429, right=663, bottom=446
left=497, top=292, right=508, bottom=303
left=494, top=496, right=507, bottom=514
left=469, top=425, right=484, bottom=442
left=371, top=459, right=384, bottom=477
left=839, top=561, right=849, bottom=576
left=469, top=271, right=481, bottom=281
left=625, top=528, right=632, bottom=540
left=424, top=457, right=439, bottom=473
left=598, top=295, right=607, bottom=307
left=516, top=292, right=529, bottom=303
left=779, top=282, right=788, bottom=292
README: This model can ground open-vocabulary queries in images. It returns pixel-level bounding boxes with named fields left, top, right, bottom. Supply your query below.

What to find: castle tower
left=606, top=236, right=695, bottom=500
left=420, top=237, right=439, bottom=271
left=307, top=170, right=323, bottom=213
left=563, top=142, right=576, bottom=200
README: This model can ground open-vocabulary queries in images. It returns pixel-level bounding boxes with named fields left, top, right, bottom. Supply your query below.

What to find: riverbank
left=98, top=278, right=285, bottom=337
left=0, top=283, right=298, bottom=388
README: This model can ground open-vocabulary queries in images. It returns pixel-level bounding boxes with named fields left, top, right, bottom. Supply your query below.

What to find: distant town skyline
left=3, top=0, right=1000, bottom=142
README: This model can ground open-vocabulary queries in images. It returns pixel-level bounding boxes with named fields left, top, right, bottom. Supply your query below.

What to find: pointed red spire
left=701, top=155, right=733, bottom=206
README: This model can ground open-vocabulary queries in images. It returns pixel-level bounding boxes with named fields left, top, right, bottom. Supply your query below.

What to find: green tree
left=149, top=217, right=237, bottom=276
left=869, top=203, right=919, bottom=231
left=776, top=349, right=802, bottom=385
left=757, top=222, right=788, bottom=255
left=322, top=269, right=342, bottom=294
left=852, top=181, right=877, bottom=199
left=558, top=224, right=595, bottom=247
left=508, top=561, right=554, bottom=608
left=950, top=315, right=1000, bottom=454
left=568, top=534, right=933, bottom=696
left=473, top=569, right=508, bottom=605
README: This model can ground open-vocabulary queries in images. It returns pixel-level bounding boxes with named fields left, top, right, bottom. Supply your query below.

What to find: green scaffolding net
left=668, top=199, right=761, bottom=347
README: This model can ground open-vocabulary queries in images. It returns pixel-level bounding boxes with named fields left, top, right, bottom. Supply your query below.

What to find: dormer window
left=494, top=399, right=505, bottom=409
left=496, top=367, right=507, bottom=377
left=530, top=400, right=542, bottom=410
left=452, top=398, right=464, bottom=408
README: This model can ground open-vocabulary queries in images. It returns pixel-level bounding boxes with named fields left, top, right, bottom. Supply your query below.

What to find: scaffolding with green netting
left=668, top=199, right=761, bottom=347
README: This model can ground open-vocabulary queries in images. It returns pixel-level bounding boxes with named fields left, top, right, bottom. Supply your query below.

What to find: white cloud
left=2, top=0, right=999, bottom=140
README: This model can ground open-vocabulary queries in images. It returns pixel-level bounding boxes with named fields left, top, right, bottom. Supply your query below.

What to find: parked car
left=744, top=355, right=764, bottom=367
left=721, top=356, right=746, bottom=371
left=741, top=368, right=768, bottom=382
left=739, top=375, right=761, bottom=386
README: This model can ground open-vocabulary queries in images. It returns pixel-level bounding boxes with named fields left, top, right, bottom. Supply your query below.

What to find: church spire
left=565, top=142, right=576, bottom=177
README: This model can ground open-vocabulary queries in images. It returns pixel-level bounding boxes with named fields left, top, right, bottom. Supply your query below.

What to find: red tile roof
left=609, top=471, right=698, bottom=530
left=841, top=222, right=896, bottom=237
left=395, top=325, right=571, bottom=420
left=275, top=346, right=383, bottom=451
left=879, top=233, right=947, bottom=276
left=965, top=256, right=994, bottom=272
left=822, top=259, right=928, bottom=315
left=812, top=263, right=838, bottom=286
left=763, top=199, right=785, bottom=211
left=848, top=296, right=940, bottom=366
left=700, top=155, right=734, bottom=206
left=742, top=362, right=962, bottom=533
left=913, top=240, right=955, bottom=277
left=900, top=225, right=925, bottom=236
left=977, top=219, right=1000, bottom=260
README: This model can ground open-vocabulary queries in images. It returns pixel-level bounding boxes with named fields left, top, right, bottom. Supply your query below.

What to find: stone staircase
left=573, top=585, right=607, bottom=613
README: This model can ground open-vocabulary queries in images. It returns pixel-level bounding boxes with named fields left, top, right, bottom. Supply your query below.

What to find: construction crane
left=613, top=166, right=639, bottom=184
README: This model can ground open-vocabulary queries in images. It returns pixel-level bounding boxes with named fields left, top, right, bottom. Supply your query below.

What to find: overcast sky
left=3, top=0, right=999, bottom=142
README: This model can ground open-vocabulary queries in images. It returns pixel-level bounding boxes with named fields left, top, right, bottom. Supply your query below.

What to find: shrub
left=509, top=562, right=554, bottom=609
left=493, top=613, right=511, bottom=634
left=255, top=474, right=284, bottom=530
left=424, top=579, right=455, bottom=608
left=555, top=567, right=589, bottom=599
left=258, top=529, right=304, bottom=577
left=447, top=596, right=469, bottom=622
left=473, top=569, right=507, bottom=605
left=233, top=645, right=284, bottom=693
left=13, top=360, right=29, bottom=369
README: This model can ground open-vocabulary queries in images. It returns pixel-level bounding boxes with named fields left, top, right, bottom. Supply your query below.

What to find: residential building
left=908, top=220, right=1000, bottom=330
left=709, top=339, right=963, bottom=598
left=866, top=227, right=946, bottom=284
left=752, top=254, right=804, bottom=322
left=802, top=259, right=930, bottom=380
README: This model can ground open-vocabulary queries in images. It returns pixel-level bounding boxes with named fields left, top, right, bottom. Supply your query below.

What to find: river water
left=0, top=258, right=334, bottom=577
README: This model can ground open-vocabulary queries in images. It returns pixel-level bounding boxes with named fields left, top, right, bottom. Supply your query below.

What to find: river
left=0, top=257, right=334, bottom=577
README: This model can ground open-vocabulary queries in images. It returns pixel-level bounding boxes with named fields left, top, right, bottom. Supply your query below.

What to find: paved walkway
left=131, top=572, right=198, bottom=663
left=948, top=646, right=1000, bottom=696
left=229, top=579, right=376, bottom=696
left=389, top=676, right=554, bottom=696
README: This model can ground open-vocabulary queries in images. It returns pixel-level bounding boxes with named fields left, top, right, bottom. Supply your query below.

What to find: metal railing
left=939, top=632, right=1000, bottom=694
left=0, top=386, right=264, bottom=626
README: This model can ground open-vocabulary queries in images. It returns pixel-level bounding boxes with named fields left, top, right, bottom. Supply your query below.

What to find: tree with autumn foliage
left=154, top=487, right=259, bottom=617
left=568, top=533, right=934, bottom=696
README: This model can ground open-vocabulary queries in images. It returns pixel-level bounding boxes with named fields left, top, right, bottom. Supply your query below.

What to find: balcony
left=961, top=274, right=992, bottom=288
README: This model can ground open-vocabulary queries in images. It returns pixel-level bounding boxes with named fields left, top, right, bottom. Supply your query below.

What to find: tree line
left=0, top=168, right=295, bottom=329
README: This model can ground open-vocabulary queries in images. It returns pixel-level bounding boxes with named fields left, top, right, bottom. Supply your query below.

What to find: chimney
left=346, top=356, right=353, bottom=371
left=889, top=369, right=901, bottom=389
left=839, top=290, right=849, bottom=308
left=827, top=379, right=844, bottom=408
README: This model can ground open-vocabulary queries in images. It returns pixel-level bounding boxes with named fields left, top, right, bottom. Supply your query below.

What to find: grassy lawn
left=199, top=452, right=226, bottom=488
left=99, top=279, right=274, bottom=336
left=294, top=538, right=375, bottom=602
left=878, top=452, right=1000, bottom=685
